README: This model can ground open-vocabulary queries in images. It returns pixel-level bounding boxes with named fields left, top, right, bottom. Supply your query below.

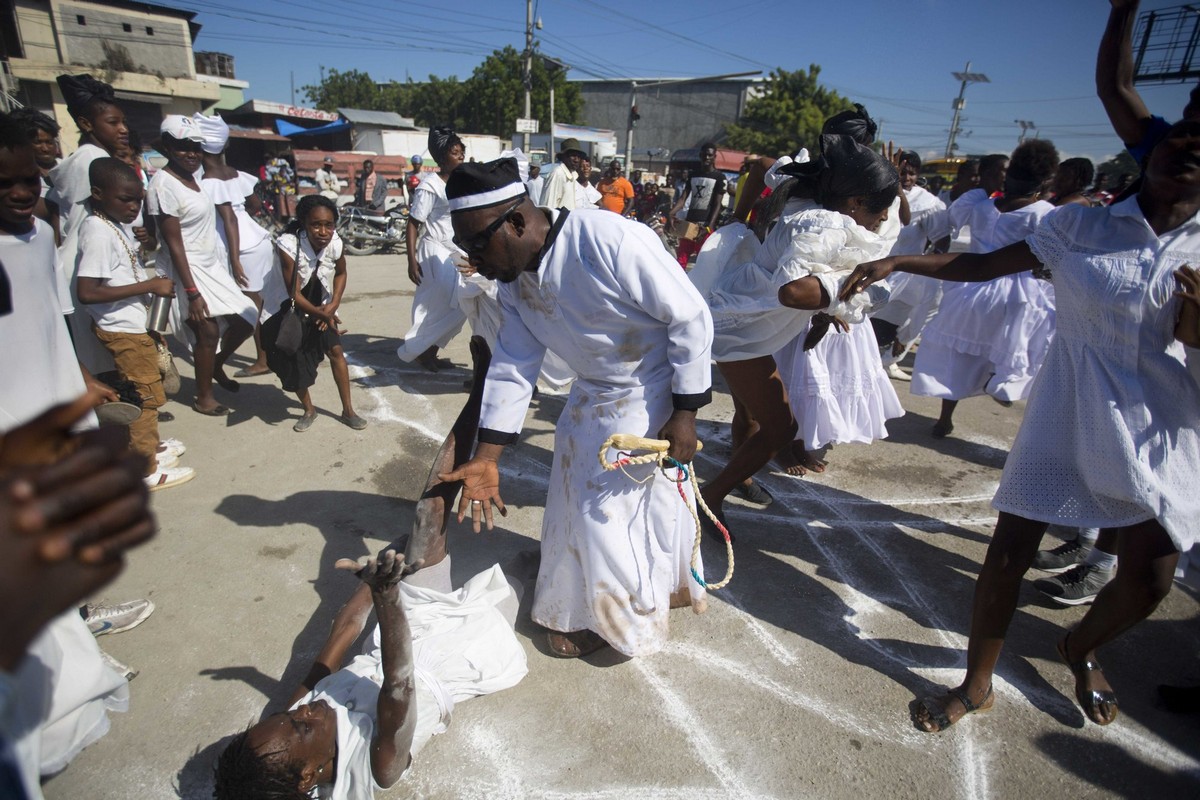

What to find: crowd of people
left=2, top=0, right=1199, bottom=797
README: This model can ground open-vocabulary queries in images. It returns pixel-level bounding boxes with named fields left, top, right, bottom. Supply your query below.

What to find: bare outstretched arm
left=839, top=241, right=1042, bottom=301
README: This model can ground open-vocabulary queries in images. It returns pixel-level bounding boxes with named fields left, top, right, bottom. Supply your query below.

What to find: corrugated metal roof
left=337, top=108, right=416, bottom=128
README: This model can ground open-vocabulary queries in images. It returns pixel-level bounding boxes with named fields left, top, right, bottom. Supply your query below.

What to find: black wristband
left=672, top=390, right=711, bottom=411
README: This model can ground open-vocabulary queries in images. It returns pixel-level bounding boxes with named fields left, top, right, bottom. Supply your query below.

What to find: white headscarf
left=192, top=113, right=230, bottom=155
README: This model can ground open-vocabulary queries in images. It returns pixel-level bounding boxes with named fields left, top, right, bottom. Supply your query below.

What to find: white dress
left=771, top=200, right=905, bottom=448
left=873, top=186, right=950, bottom=346
left=993, top=197, right=1200, bottom=551
left=0, top=220, right=123, bottom=797
left=911, top=196, right=1056, bottom=402
left=480, top=208, right=714, bottom=657
left=146, top=170, right=257, bottom=348
left=202, top=171, right=277, bottom=293
left=298, top=566, right=527, bottom=800
left=776, top=320, right=904, bottom=449
left=395, top=173, right=467, bottom=362
left=708, top=198, right=893, bottom=363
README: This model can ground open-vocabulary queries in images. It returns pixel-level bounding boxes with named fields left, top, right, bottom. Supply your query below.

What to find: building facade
left=576, top=77, right=760, bottom=167
left=1, top=0, right=219, bottom=152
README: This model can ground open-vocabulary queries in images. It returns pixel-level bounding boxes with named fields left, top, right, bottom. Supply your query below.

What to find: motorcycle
left=336, top=204, right=409, bottom=256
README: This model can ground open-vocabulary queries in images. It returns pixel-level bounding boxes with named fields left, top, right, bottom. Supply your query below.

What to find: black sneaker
left=1033, top=563, right=1114, bottom=606
left=1033, top=537, right=1090, bottom=574
left=732, top=480, right=773, bottom=507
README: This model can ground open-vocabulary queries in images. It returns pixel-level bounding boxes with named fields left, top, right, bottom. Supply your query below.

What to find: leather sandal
left=917, top=684, right=994, bottom=732
left=546, top=629, right=608, bottom=659
left=1057, top=632, right=1119, bottom=725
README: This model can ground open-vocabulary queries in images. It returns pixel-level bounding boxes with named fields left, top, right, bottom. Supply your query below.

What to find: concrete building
left=576, top=76, right=761, bottom=169
left=0, top=0, right=219, bottom=152
left=194, top=50, right=248, bottom=112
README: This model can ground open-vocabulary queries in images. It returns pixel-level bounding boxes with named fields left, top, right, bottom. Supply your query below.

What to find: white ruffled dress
left=911, top=195, right=1056, bottom=402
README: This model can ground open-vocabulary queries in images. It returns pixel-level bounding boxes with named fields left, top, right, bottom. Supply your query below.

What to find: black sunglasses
left=453, top=198, right=525, bottom=255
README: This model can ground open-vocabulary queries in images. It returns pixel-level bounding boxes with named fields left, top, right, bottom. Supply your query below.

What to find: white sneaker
left=145, top=465, right=195, bottom=492
left=156, top=451, right=179, bottom=469
left=886, top=363, right=912, bottom=382
left=84, top=598, right=156, bottom=636
left=157, top=438, right=186, bottom=458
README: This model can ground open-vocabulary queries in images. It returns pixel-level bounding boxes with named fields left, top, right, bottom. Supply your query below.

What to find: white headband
left=448, top=181, right=527, bottom=213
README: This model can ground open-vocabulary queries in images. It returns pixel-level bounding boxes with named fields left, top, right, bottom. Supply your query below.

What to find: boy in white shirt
left=75, top=158, right=193, bottom=491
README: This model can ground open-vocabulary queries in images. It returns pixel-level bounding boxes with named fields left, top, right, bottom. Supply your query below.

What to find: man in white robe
left=440, top=157, right=715, bottom=658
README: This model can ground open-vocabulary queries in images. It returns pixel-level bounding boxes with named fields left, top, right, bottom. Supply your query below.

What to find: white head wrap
left=499, top=147, right=530, bottom=183
left=193, top=113, right=230, bottom=155
left=764, top=148, right=809, bottom=190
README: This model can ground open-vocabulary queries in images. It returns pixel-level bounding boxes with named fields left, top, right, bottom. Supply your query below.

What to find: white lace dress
left=992, top=198, right=1200, bottom=550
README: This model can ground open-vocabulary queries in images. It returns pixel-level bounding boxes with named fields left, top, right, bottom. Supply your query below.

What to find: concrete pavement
left=44, top=252, right=1200, bottom=799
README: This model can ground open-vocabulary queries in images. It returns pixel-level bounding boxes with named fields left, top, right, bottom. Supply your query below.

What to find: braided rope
left=597, top=434, right=733, bottom=590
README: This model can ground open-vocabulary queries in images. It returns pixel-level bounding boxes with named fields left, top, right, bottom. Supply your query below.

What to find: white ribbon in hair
left=192, top=113, right=230, bottom=155
left=764, top=147, right=809, bottom=190
left=500, top=148, right=530, bottom=183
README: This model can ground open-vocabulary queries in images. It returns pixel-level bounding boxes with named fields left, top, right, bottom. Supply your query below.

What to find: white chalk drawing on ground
left=344, top=351, right=1199, bottom=798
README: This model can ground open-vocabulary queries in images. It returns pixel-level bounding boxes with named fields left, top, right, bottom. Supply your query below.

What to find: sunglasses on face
left=453, top=198, right=524, bottom=256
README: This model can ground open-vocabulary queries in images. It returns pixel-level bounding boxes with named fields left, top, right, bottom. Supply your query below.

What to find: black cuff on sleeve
left=672, top=390, right=711, bottom=411
left=478, top=427, right=520, bottom=446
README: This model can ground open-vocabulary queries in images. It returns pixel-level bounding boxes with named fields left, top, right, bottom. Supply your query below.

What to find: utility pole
left=523, top=0, right=533, bottom=152
left=1015, top=119, right=1036, bottom=143
left=945, top=61, right=989, bottom=158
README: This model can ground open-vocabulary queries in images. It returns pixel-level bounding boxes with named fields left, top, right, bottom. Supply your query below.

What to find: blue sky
left=184, top=0, right=1197, bottom=163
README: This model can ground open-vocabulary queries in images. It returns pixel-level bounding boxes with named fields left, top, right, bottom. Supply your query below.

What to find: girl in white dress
left=196, top=113, right=278, bottom=378
left=702, top=134, right=898, bottom=521
left=397, top=127, right=468, bottom=372
left=146, top=116, right=256, bottom=416
left=840, top=117, right=1200, bottom=732
left=911, top=140, right=1059, bottom=438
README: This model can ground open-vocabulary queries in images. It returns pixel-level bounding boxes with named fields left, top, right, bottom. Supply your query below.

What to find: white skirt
left=532, top=377, right=705, bottom=657
left=396, top=239, right=466, bottom=362
left=164, top=248, right=258, bottom=351
left=236, top=235, right=278, bottom=294
left=777, top=321, right=904, bottom=449
left=912, top=273, right=1055, bottom=402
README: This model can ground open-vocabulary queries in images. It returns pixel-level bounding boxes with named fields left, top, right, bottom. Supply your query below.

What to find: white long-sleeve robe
left=479, top=208, right=714, bottom=657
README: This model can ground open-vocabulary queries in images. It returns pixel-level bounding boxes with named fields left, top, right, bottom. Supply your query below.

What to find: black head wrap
left=821, top=103, right=877, bottom=145
left=446, top=157, right=525, bottom=213
left=779, top=134, right=898, bottom=207
left=56, top=73, right=116, bottom=120
left=428, top=126, right=464, bottom=168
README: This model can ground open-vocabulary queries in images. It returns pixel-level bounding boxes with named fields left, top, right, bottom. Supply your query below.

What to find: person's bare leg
left=729, top=393, right=762, bottom=490
left=932, top=399, right=958, bottom=438
left=700, top=357, right=797, bottom=515
left=213, top=317, right=253, bottom=390
left=1058, top=520, right=1178, bottom=724
left=189, top=318, right=221, bottom=411
left=296, top=388, right=316, bottom=416
left=238, top=291, right=270, bottom=375
left=328, top=345, right=356, bottom=418
left=914, top=512, right=1047, bottom=731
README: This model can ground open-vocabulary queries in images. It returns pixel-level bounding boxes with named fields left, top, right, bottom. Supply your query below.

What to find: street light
left=541, top=55, right=568, bottom=159
left=1015, top=119, right=1036, bottom=143
left=945, top=62, right=990, bottom=158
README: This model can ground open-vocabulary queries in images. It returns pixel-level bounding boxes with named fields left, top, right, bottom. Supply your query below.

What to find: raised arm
left=1097, top=0, right=1152, bottom=146
left=333, top=550, right=418, bottom=789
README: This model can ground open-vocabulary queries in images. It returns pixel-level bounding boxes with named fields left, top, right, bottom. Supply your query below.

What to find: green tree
left=302, top=68, right=383, bottom=112
left=725, top=65, right=852, bottom=156
left=1095, top=149, right=1139, bottom=184
left=461, top=46, right=582, bottom=138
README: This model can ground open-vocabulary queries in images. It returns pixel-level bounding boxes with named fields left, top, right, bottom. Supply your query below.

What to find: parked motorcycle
left=337, top=204, right=409, bottom=256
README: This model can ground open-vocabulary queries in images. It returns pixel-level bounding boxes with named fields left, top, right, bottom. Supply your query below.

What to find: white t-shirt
left=0, top=218, right=89, bottom=431
left=47, top=143, right=108, bottom=240
left=574, top=181, right=601, bottom=208
left=408, top=173, right=454, bottom=249
left=75, top=214, right=151, bottom=334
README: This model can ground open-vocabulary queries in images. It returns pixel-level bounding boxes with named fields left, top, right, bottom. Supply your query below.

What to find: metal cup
left=146, top=294, right=172, bottom=333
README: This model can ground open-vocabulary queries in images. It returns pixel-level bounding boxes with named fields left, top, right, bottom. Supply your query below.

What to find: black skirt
left=261, top=274, right=340, bottom=393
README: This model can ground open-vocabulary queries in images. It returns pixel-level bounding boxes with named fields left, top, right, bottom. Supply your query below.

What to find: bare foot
left=913, top=684, right=994, bottom=732
left=546, top=628, right=608, bottom=658
left=791, top=441, right=826, bottom=473
left=233, top=364, right=271, bottom=378
left=931, top=419, right=954, bottom=439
